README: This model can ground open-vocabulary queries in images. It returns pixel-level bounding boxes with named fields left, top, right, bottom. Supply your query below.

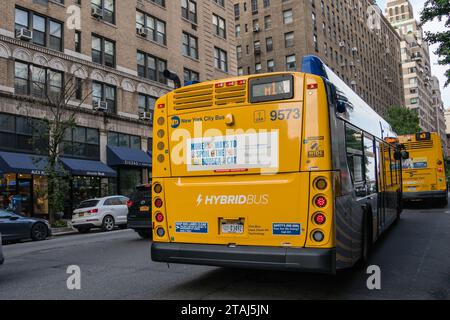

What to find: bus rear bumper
left=403, top=190, right=448, bottom=200
left=151, top=242, right=336, bottom=274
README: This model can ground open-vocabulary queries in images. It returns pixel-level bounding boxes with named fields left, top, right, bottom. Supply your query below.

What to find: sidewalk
left=51, top=221, right=78, bottom=236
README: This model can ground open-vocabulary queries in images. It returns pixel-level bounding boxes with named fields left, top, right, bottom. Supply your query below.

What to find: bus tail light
left=153, top=183, right=162, bottom=194
left=314, top=177, right=328, bottom=190
left=154, top=198, right=163, bottom=208
left=313, top=213, right=326, bottom=225
left=312, top=230, right=325, bottom=242
left=155, top=212, right=164, bottom=223
left=314, top=196, right=327, bottom=208
left=438, top=168, right=443, bottom=172
left=307, top=83, right=318, bottom=90
left=156, top=227, right=165, bottom=237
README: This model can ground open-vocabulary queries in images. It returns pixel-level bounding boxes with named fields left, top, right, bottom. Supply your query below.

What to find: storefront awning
left=59, top=157, right=117, bottom=178
left=107, top=146, right=152, bottom=168
left=0, top=151, right=49, bottom=175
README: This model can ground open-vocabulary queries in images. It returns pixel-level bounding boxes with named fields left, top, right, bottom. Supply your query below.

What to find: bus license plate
left=221, top=221, right=244, bottom=234
left=408, top=187, right=417, bottom=191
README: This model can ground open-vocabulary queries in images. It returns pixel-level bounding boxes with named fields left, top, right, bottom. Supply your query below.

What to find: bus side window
left=364, top=136, right=377, bottom=194
left=345, top=125, right=365, bottom=197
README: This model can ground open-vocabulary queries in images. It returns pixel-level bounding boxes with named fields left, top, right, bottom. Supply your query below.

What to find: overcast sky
left=376, top=0, right=449, bottom=107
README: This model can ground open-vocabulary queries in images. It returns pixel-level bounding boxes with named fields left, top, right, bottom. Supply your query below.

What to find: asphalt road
left=0, top=202, right=449, bottom=300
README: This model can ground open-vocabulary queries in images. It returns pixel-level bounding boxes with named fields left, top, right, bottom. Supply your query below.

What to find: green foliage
left=420, top=0, right=450, bottom=87
left=385, top=106, right=422, bottom=135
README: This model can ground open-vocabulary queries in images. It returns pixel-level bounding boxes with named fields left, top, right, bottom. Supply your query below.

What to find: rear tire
left=137, top=229, right=152, bottom=239
left=31, top=223, right=48, bottom=241
left=102, top=215, right=115, bottom=232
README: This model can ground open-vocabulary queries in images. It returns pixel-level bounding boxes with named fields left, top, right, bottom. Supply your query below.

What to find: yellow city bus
left=150, top=56, right=404, bottom=273
left=398, top=132, right=448, bottom=205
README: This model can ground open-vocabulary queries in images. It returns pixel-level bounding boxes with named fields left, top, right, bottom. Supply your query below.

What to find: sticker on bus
left=272, top=223, right=301, bottom=236
left=186, top=132, right=279, bottom=172
left=175, top=222, right=208, bottom=234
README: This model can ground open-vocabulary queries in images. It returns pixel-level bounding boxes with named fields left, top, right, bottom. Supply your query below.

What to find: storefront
left=107, top=146, right=152, bottom=197
left=0, top=151, right=50, bottom=218
left=59, top=157, right=117, bottom=218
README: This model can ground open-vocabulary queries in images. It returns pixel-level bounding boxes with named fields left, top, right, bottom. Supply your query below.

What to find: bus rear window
left=250, top=75, right=294, bottom=103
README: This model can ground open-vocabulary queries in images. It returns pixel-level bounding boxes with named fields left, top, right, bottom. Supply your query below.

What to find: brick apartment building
left=0, top=0, right=237, bottom=218
left=234, top=0, right=405, bottom=115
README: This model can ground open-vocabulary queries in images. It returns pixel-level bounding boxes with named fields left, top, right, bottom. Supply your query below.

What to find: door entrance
left=17, top=178, right=32, bottom=217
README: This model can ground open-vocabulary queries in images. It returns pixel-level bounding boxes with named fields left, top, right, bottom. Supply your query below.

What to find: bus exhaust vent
left=173, top=84, right=214, bottom=110
left=214, top=84, right=247, bottom=106
left=404, top=140, right=434, bottom=150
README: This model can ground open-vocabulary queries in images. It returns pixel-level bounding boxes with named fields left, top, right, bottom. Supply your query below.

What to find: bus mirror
left=337, top=100, right=347, bottom=113
left=401, top=151, right=409, bottom=160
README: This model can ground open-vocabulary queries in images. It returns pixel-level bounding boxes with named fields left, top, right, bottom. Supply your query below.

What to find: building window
left=313, top=34, right=318, bottom=52
left=182, top=0, right=197, bottom=24
left=91, top=35, right=115, bottom=68
left=266, top=37, right=273, bottom=51
left=213, top=0, right=225, bottom=7
left=285, top=32, right=294, bottom=47
left=14, top=61, right=63, bottom=100
left=138, top=94, right=156, bottom=125
left=108, top=132, right=141, bottom=150
left=264, top=15, right=272, bottom=29
left=410, top=98, right=418, bottom=104
left=286, top=54, right=296, bottom=71
left=283, top=9, right=293, bottom=24
left=137, top=51, right=167, bottom=84
left=255, top=63, right=262, bottom=73
left=136, top=11, right=166, bottom=45
left=0, top=113, right=49, bottom=155
left=151, top=0, right=165, bottom=7
left=251, top=0, right=258, bottom=13
left=91, top=0, right=115, bottom=24
left=75, top=30, right=81, bottom=53
left=62, top=126, right=100, bottom=160
left=214, top=47, right=228, bottom=72
left=92, top=82, right=116, bottom=113
left=182, top=32, right=199, bottom=59
left=267, top=59, right=274, bottom=72
left=237, top=67, right=244, bottom=75
left=263, top=0, right=270, bottom=8
left=15, top=8, right=63, bottom=52
left=236, top=45, right=242, bottom=59
left=235, top=24, right=241, bottom=37
left=183, top=68, right=199, bottom=84
left=234, top=4, right=240, bottom=18
left=213, top=14, right=226, bottom=39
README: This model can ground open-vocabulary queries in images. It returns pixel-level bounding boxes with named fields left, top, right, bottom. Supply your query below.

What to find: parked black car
left=0, top=233, right=4, bottom=265
left=127, top=183, right=152, bottom=239
left=0, top=209, right=52, bottom=243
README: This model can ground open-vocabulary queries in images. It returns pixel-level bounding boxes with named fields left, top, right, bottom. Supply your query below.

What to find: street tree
left=420, top=0, right=450, bottom=86
left=385, top=106, right=422, bottom=135
left=18, top=67, right=91, bottom=225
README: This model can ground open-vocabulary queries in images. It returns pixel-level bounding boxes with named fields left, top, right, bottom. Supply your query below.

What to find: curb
left=51, top=227, right=78, bottom=236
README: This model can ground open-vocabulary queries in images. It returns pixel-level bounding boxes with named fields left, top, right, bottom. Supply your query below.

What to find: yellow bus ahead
left=398, top=132, right=448, bottom=205
left=150, top=56, right=404, bottom=273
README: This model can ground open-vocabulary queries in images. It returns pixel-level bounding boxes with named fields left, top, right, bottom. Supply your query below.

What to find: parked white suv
left=72, top=196, right=129, bottom=233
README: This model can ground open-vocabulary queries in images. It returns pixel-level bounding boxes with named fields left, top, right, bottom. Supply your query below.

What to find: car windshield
left=77, top=200, right=99, bottom=209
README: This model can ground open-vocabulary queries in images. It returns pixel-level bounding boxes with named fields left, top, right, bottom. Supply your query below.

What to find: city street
left=0, top=203, right=449, bottom=300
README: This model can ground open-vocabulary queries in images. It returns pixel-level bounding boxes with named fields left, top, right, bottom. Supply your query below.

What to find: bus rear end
left=151, top=73, right=336, bottom=273
left=399, top=132, right=447, bottom=204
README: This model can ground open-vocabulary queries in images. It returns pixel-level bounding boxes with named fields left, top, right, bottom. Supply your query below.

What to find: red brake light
left=307, top=83, right=318, bottom=90
left=438, top=168, right=443, bottom=172
left=155, top=212, right=164, bottom=222
left=154, top=198, right=163, bottom=208
left=215, top=82, right=224, bottom=88
left=226, top=81, right=235, bottom=87
left=237, top=80, right=246, bottom=85
left=314, top=196, right=327, bottom=208
left=157, top=103, right=165, bottom=109
left=314, top=213, right=326, bottom=225
left=126, top=200, right=134, bottom=208
left=87, top=208, right=98, bottom=214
